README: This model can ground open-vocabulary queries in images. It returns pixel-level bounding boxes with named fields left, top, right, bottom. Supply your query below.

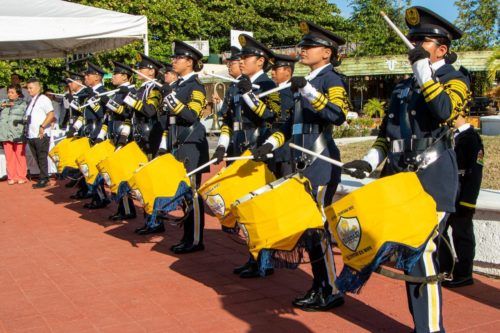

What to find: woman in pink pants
left=0, top=85, right=28, bottom=184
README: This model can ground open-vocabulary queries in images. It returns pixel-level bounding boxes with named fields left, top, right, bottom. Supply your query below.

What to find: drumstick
left=289, top=143, right=370, bottom=178
left=186, top=154, right=273, bottom=177
left=46, top=92, right=66, bottom=97
left=380, top=11, right=414, bottom=50
left=258, top=74, right=312, bottom=98
left=203, top=71, right=260, bottom=89
left=80, top=84, right=136, bottom=108
left=67, top=77, right=87, bottom=88
left=131, top=68, right=163, bottom=88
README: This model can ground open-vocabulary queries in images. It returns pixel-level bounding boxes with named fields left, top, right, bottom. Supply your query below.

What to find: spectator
left=25, top=78, right=54, bottom=189
left=0, top=84, right=28, bottom=184
left=0, top=73, right=30, bottom=102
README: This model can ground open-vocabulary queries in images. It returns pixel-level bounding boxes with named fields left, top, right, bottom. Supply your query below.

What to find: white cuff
left=217, top=133, right=230, bottom=150
left=362, top=147, right=385, bottom=172
left=241, top=92, right=260, bottom=110
left=412, top=58, right=433, bottom=87
left=159, top=134, right=167, bottom=150
left=264, top=136, right=279, bottom=150
left=120, top=124, right=131, bottom=137
left=73, top=119, right=83, bottom=130
left=299, top=82, right=319, bottom=102
left=97, top=128, right=107, bottom=140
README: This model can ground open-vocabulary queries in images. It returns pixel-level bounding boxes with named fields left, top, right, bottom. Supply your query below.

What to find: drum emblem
left=336, top=216, right=361, bottom=252
left=206, top=194, right=226, bottom=216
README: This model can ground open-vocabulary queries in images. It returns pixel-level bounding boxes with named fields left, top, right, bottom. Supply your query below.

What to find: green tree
left=348, top=0, right=410, bottom=57
left=0, top=0, right=349, bottom=89
left=454, top=0, right=499, bottom=51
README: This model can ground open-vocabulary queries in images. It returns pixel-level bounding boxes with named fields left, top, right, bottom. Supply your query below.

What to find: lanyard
left=26, top=94, right=41, bottom=117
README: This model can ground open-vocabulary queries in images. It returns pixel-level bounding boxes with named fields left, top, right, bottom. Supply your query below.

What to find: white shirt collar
left=180, top=71, right=196, bottom=82
left=456, top=123, right=470, bottom=133
left=278, top=80, right=290, bottom=87
left=92, top=83, right=103, bottom=91
left=141, top=80, right=154, bottom=87
left=74, top=87, right=85, bottom=94
left=431, top=59, right=446, bottom=71
left=307, top=63, right=331, bottom=80
left=250, top=70, right=264, bottom=83
left=119, top=82, right=130, bottom=87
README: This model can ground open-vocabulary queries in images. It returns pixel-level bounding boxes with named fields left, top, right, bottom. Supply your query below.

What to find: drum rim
left=232, top=173, right=301, bottom=207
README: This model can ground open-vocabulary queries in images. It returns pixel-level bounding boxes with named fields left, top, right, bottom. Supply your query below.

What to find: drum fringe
left=147, top=181, right=193, bottom=228
left=257, top=228, right=325, bottom=275
left=336, top=240, right=428, bottom=294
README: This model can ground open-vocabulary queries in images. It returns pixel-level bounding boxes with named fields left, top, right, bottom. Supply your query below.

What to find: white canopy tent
left=0, top=0, right=148, bottom=60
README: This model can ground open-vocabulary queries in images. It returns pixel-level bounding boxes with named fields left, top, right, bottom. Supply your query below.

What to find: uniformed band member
left=253, top=21, right=349, bottom=311
left=63, top=72, right=87, bottom=190
left=123, top=53, right=163, bottom=159
left=103, top=61, right=138, bottom=221
left=439, top=114, right=483, bottom=288
left=213, top=35, right=281, bottom=278
left=138, top=41, right=209, bottom=256
left=80, top=63, right=110, bottom=210
left=269, top=53, right=298, bottom=177
left=344, top=7, right=471, bottom=332
left=163, top=63, right=179, bottom=85
left=212, top=34, right=281, bottom=164
left=212, top=46, right=242, bottom=123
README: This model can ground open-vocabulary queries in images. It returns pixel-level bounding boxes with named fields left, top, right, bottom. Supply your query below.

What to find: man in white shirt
left=25, top=78, right=54, bottom=188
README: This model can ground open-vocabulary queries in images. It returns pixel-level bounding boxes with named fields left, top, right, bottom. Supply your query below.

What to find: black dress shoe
left=442, top=276, right=474, bottom=288
left=70, top=191, right=93, bottom=200
left=233, top=261, right=252, bottom=275
left=32, top=179, right=49, bottom=189
left=108, top=213, right=137, bottom=221
left=297, top=290, right=345, bottom=312
left=136, top=223, right=165, bottom=235
left=65, top=179, right=78, bottom=188
left=239, top=265, right=274, bottom=279
left=292, top=288, right=319, bottom=307
left=134, top=224, right=148, bottom=233
left=170, top=241, right=186, bottom=252
left=83, top=199, right=110, bottom=209
left=172, top=243, right=204, bottom=254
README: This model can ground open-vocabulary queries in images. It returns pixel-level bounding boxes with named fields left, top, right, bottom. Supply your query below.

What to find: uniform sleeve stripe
left=254, top=103, right=266, bottom=117
left=423, top=84, right=442, bottom=98
left=173, top=103, right=185, bottom=114
left=459, top=201, right=475, bottom=208
left=424, top=86, right=444, bottom=102
left=188, top=101, right=203, bottom=114
left=271, top=132, right=285, bottom=146
left=421, top=80, right=438, bottom=92
left=327, top=86, right=349, bottom=116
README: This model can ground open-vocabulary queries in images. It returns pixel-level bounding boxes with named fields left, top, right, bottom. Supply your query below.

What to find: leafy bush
left=363, top=98, right=386, bottom=118
left=333, top=117, right=375, bottom=138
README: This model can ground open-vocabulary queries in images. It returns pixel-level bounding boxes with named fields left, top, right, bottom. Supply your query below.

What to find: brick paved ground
left=0, top=171, right=498, bottom=332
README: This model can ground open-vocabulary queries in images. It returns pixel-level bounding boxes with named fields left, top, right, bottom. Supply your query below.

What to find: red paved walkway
left=0, top=174, right=499, bottom=333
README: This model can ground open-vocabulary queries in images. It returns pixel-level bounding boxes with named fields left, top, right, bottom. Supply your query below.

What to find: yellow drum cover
left=231, top=175, right=323, bottom=260
left=198, top=150, right=276, bottom=228
left=127, top=153, right=191, bottom=215
left=324, top=172, right=438, bottom=272
left=48, top=137, right=91, bottom=173
left=96, top=142, right=147, bottom=193
left=75, top=140, right=115, bottom=185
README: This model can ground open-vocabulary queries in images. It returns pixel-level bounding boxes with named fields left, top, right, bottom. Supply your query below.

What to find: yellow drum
left=231, top=174, right=324, bottom=261
left=48, top=137, right=91, bottom=173
left=96, top=142, right=148, bottom=193
left=198, top=151, right=276, bottom=228
left=127, top=153, right=191, bottom=215
left=75, top=139, right=115, bottom=185
left=323, top=172, right=438, bottom=292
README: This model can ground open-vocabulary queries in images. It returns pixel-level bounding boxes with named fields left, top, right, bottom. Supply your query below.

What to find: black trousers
left=439, top=208, right=475, bottom=278
left=28, top=136, right=50, bottom=180
left=181, top=173, right=204, bottom=246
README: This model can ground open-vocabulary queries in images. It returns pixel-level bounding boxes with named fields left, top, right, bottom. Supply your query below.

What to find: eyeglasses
left=171, top=55, right=189, bottom=61
left=409, top=36, right=442, bottom=46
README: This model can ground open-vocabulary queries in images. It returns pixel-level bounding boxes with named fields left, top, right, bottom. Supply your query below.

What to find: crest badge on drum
left=336, top=216, right=361, bottom=252
left=206, top=194, right=226, bottom=216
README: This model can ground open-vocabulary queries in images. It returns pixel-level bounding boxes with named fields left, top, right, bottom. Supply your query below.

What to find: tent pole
left=143, top=33, right=149, bottom=56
